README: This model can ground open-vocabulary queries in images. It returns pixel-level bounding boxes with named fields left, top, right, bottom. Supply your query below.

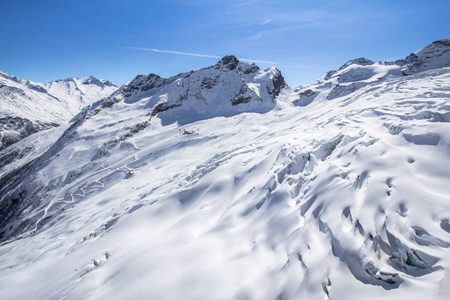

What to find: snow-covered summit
left=94, top=55, right=286, bottom=125
left=43, top=76, right=117, bottom=110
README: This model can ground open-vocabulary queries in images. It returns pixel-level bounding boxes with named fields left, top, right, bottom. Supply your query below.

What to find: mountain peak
left=109, top=56, right=286, bottom=125
left=0, top=71, right=117, bottom=149
left=0, top=70, right=22, bottom=83
left=81, top=76, right=116, bottom=87
left=215, top=55, right=240, bottom=70
left=56, top=76, right=116, bottom=88
left=338, top=57, right=375, bottom=71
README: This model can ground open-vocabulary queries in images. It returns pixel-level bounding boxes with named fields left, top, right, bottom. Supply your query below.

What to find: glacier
left=0, top=40, right=449, bottom=300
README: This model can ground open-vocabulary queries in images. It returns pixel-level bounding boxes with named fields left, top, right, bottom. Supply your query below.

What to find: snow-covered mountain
left=0, top=71, right=117, bottom=150
left=0, top=40, right=449, bottom=300
left=289, top=39, right=450, bottom=106
left=43, top=76, right=117, bottom=112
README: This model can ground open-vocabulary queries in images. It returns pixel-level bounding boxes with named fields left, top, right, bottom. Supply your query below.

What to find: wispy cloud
left=238, top=57, right=277, bottom=64
left=127, top=47, right=276, bottom=64
left=127, top=47, right=221, bottom=59
left=262, top=19, right=272, bottom=24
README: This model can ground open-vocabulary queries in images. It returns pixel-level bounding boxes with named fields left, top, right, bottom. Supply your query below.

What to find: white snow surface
left=1, top=45, right=450, bottom=300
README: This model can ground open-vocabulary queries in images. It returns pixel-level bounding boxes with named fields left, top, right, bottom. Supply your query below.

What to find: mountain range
left=0, top=39, right=449, bottom=300
left=0, top=72, right=117, bottom=150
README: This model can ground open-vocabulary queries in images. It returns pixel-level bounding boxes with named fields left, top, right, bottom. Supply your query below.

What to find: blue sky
left=1, top=0, right=449, bottom=87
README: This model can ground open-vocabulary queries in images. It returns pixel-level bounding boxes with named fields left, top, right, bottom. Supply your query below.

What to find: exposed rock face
left=267, top=69, right=286, bottom=100
left=231, top=83, right=260, bottom=106
left=218, top=55, right=240, bottom=70
left=25, top=81, right=48, bottom=93
left=123, top=73, right=173, bottom=97
left=292, top=89, right=318, bottom=107
left=0, top=117, right=59, bottom=150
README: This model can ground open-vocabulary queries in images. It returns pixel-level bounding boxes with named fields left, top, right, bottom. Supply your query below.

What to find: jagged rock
left=242, top=63, right=260, bottom=74
left=292, top=89, right=318, bottom=107
left=217, top=55, right=239, bottom=70
left=231, top=83, right=259, bottom=106
left=267, top=69, right=286, bottom=100
left=201, top=77, right=217, bottom=89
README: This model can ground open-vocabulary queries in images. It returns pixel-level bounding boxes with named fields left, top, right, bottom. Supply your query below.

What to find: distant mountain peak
left=0, top=71, right=118, bottom=149
left=338, top=57, right=375, bottom=71
left=55, top=76, right=116, bottom=88
left=0, top=70, right=22, bottom=83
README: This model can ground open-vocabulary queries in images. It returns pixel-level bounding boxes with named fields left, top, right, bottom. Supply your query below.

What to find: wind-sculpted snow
left=0, top=44, right=450, bottom=299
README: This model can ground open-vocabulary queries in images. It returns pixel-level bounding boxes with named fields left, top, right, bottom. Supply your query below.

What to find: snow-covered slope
left=0, top=42, right=449, bottom=300
left=0, top=71, right=117, bottom=150
left=0, top=55, right=286, bottom=240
